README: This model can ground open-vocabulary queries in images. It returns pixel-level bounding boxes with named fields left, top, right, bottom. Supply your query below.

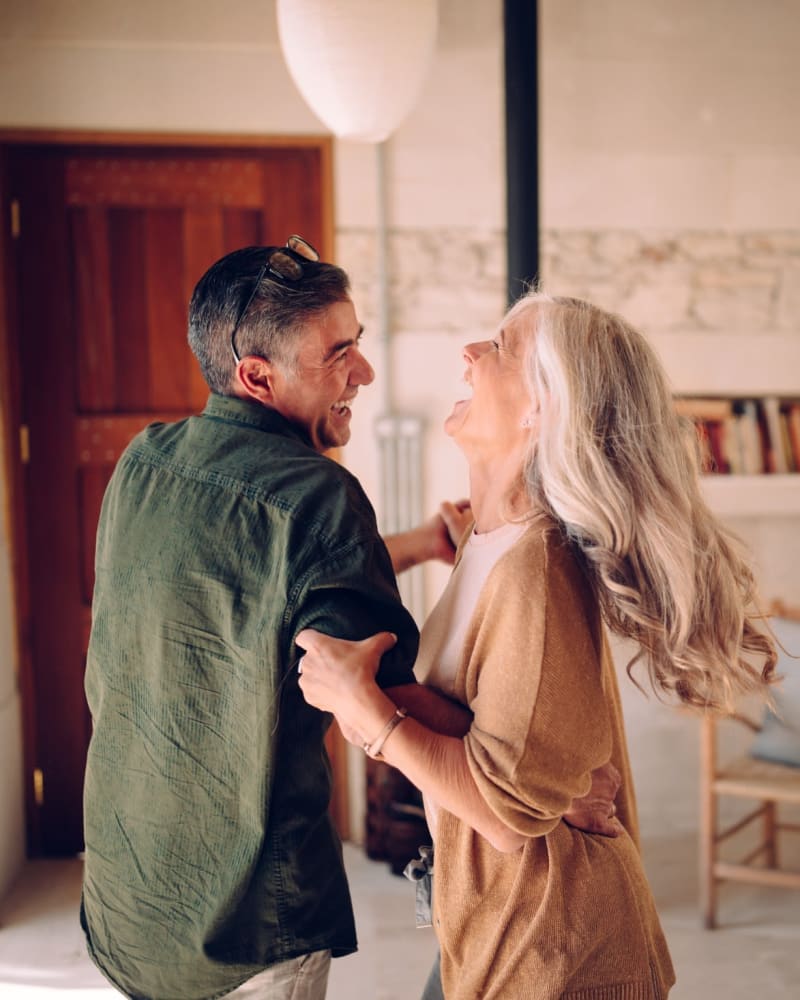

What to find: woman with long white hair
left=296, top=292, right=776, bottom=999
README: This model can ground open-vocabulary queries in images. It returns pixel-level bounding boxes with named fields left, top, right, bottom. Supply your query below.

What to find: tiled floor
left=0, top=838, right=799, bottom=1000
left=1, top=666, right=799, bottom=998
left=0, top=846, right=440, bottom=1000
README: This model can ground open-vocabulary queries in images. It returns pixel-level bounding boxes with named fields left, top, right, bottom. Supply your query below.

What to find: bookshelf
left=652, top=331, right=800, bottom=520
left=675, top=396, right=800, bottom=474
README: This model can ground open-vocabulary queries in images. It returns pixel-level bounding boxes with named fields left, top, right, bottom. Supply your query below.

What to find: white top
left=417, top=520, right=526, bottom=836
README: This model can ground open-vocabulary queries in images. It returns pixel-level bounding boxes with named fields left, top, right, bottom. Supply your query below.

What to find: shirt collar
left=201, top=393, right=315, bottom=450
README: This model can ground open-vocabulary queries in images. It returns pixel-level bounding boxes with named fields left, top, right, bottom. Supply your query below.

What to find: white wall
left=540, top=0, right=800, bottom=231
left=1, top=0, right=798, bottom=882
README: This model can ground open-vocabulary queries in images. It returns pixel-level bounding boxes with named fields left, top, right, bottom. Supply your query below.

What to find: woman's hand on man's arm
left=295, top=629, right=524, bottom=851
left=295, top=629, right=621, bottom=846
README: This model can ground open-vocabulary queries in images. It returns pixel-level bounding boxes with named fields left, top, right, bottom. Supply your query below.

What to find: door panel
left=10, top=140, right=336, bottom=854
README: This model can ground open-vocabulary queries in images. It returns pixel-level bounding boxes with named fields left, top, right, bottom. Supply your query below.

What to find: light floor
left=1, top=662, right=799, bottom=998
left=0, top=837, right=798, bottom=1000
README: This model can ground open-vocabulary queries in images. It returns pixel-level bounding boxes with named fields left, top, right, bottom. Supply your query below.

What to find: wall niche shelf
left=700, top=474, right=800, bottom=518
left=653, top=331, right=800, bottom=519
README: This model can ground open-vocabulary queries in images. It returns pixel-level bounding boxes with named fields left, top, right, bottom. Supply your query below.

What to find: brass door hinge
left=33, top=767, right=44, bottom=806
left=10, top=199, right=20, bottom=239
left=20, top=424, right=30, bottom=464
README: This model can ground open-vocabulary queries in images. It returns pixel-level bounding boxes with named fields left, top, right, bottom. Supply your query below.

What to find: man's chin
left=320, top=429, right=350, bottom=453
left=326, top=412, right=352, bottom=450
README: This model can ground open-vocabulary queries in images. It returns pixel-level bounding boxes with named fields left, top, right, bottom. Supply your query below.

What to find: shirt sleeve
left=291, top=534, right=420, bottom=689
left=462, top=529, right=613, bottom=837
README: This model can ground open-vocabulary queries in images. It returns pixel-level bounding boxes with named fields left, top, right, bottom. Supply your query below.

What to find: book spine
left=787, top=404, right=800, bottom=472
left=705, top=421, right=729, bottom=474
left=779, top=408, right=796, bottom=473
left=723, top=412, right=744, bottom=474
left=762, top=396, right=788, bottom=473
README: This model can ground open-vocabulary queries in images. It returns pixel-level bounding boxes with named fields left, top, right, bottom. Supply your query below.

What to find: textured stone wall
left=337, top=228, right=506, bottom=336
left=544, top=230, right=800, bottom=337
left=339, top=227, right=800, bottom=338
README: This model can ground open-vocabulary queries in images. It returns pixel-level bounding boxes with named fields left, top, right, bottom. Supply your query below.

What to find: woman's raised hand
left=295, top=629, right=398, bottom=745
left=438, top=499, right=472, bottom=557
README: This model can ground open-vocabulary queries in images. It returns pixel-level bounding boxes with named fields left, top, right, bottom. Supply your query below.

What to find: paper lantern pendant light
left=276, top=0, right=438, bottom=143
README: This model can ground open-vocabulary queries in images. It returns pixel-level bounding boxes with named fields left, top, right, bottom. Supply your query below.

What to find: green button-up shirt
left=81, top=393, right=418, bottom=1000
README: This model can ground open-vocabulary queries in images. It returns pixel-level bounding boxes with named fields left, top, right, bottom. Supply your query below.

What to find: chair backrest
left=699, top=596, right=800, bottom=927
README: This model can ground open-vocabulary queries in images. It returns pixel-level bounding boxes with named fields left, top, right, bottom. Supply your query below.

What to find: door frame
left=0, top=128, right=351, bottom=853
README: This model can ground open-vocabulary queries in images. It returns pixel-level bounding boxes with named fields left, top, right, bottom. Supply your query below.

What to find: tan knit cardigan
left=423, top=514, right=675, bottom=999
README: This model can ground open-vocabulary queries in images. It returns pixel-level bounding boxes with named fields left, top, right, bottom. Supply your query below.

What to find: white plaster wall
left=0, top=0, right=798, bottom=872
left=0, top=1, right=311, bottom=135
left=540, top=0, right=800, bottom=230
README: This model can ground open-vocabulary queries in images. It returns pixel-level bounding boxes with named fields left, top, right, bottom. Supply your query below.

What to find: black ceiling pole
left=504, top=0, right=539, bottom=306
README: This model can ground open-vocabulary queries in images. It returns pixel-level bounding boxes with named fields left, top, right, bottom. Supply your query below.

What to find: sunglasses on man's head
left=230, top=234, right=320, bottom=364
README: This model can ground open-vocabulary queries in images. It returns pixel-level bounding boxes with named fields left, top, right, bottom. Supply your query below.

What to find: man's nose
left=352, top=348, right=375, bottom=385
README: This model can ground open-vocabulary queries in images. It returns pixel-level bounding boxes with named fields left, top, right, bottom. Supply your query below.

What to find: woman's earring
left=521, top=415, right=533, bottom=429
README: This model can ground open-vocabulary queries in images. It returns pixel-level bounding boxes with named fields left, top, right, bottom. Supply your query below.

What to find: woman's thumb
left=363, top=631, right=398, bottom=657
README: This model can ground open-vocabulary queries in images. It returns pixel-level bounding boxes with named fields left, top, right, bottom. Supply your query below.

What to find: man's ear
left=235, top=356, right=278, bottom=406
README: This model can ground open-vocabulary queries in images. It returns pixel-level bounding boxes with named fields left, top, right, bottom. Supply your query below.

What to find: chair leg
left=700, top=850, right=717, bottom=930
left=699, top=717, right=717, bottom=929
left=698, top=791, right=716, bottom=929
left=702, top=876, right=717, bottom=930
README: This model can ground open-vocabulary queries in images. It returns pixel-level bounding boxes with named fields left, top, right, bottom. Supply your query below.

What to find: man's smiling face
left=269, top=298, right=374, bottom=452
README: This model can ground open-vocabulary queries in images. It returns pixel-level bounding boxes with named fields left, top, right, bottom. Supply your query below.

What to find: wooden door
left=7, top=139, right=341, bottom=854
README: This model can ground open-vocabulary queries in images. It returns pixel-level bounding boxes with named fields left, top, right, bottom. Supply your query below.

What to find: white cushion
left=751, top=616, right=800, bottom=768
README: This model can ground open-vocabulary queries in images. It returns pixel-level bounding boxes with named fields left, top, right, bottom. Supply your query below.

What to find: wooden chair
left=699, top=600, right=800, bottom=928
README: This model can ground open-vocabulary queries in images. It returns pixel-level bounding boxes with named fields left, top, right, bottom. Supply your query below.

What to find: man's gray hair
left=188, top=245, right=351, bottom=394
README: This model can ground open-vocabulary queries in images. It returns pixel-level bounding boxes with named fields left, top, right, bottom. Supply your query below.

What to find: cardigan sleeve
left=462, top=524, right=614, bottom=837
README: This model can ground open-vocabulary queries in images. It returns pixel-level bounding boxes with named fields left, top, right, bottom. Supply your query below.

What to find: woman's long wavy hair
left=511, top=291, right=776, bottom=711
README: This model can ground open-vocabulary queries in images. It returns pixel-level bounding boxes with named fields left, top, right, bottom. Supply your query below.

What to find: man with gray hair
left=81, top=237, right=448, bottom=999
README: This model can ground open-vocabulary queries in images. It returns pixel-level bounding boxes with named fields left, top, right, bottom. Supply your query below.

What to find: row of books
left=675, top=397, right=800, bottom=475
